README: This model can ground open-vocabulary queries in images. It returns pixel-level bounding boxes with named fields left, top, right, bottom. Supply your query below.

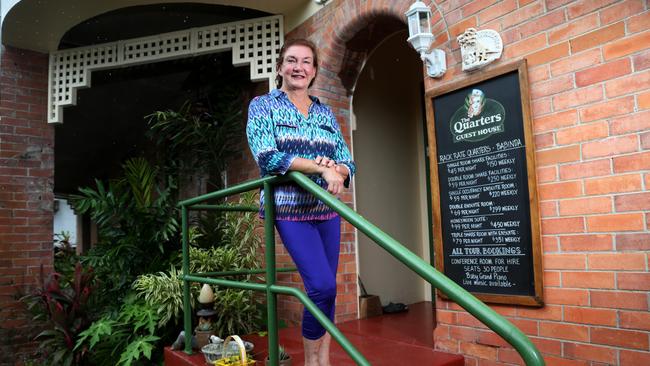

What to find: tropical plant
left=53, top=231, right=79, bottom=281
left=54, top=231, right=74, bottom=251
left=211, top=287, right=261, bottom=336
left=75, top=296, right=160, bottom=366
left=73, top=158, right=178, bottom=247
left=194, top=192, right=264, bottom=336
left=70, top=158, right=179, bottom=308
left=146, top=92, right=242, bottom=190
left=263, top=346, right=292, bottom=366
left=132, top=266, right=184, bottom=328
left=194, top=190, right=260, bottom=252
left=131, top=192, right=264, bottom=336
left=66, top=75, right=248, bottom=363
left=21, top=264, right=95, bottom=366
left=279, top=346, right=291, bottom=361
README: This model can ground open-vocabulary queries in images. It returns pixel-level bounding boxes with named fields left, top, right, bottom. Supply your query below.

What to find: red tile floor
left=165, top=302, right=464, bottom=365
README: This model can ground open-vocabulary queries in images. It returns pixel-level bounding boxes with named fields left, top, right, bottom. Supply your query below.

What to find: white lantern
left=406, top=1, right=433, bottom=54
left=405, top=1, right=446, bottom=78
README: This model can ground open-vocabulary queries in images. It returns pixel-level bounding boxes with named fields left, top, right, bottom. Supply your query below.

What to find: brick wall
left=423, top=0, right=649, bottom=365
left=282, top=0, right=650, bottom=364
left=1, top=0, right=646, bottom=364
left=0, top=46, right=53, bottom=364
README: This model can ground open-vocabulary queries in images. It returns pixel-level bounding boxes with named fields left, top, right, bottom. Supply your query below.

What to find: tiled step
left=164, top=302, right=464, bottom=366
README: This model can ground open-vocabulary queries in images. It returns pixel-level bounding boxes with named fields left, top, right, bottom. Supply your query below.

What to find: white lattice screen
left=48, top=15, right=283, bottom=124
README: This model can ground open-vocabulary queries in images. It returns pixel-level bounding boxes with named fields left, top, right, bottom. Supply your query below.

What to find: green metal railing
left=178, top=171, right=545, bottom=366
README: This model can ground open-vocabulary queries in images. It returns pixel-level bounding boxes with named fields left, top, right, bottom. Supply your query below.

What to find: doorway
left=352, top=30, right=431, bottom=306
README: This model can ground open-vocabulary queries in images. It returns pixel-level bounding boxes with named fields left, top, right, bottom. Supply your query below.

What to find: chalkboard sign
left=425, top=60, right=543, bottom=306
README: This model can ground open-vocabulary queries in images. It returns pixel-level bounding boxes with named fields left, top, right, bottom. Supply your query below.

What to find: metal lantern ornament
left=405, top=1, right=446, bottom=78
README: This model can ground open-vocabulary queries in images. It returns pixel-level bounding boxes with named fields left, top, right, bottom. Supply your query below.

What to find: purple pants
left=275, top=215, right=341, bottom=340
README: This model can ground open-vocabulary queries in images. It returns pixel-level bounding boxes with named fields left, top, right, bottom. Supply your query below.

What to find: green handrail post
left=264, top=182, right=279, bottom=366
left=181, top=205, right=193, bottom=355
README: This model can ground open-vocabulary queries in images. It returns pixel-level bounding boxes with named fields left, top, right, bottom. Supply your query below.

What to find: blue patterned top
left=246, top=89, right=356, bottom=221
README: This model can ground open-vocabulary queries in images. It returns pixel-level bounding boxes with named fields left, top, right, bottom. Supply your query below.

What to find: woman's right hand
left=321, top=166, right=346, bottom=195
left=287, top=156, right=346, bottom=194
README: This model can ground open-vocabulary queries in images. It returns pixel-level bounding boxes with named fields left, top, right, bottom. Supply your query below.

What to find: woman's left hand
left=315, top=156, right=335, bottom=168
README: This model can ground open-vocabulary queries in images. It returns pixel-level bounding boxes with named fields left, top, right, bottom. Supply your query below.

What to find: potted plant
left=265, top=345, right=291, bottom=366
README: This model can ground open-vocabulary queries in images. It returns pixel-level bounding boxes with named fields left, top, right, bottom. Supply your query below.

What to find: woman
left=246, top=38, right=355, bottom=366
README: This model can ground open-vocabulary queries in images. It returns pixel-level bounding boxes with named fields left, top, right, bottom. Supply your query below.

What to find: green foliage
left=75, top=318, right=112, bottom=350
left=276, top=346, right=291, bottom=361
left=121, top=300, right=158, bottom=336
left=72, top=158, right=178, bottom=246
left=194, top=191, right=260, bottom=254
left=70, top=158, right=179, bottom=307
left=189, top=246, right=241, bottom=274
left=54, top=231, right=79, bottom=281
left=132, top=266, right=184, bottom=327
left=131, top=192, right=265, bottom=336
left=264, top=345, right=291, bottom=362
left=118, top=335, right=160, bottom=366
left=146, top=94, right=241, bottom=189
left=122, top=158, right=158, bottom=208
left=211, top=287, right=261, bottom=337
left=76, top=297, right=160, bottom=366
left=54, top=231, right=74, bottom=251
left=37, top=330, right=75, bottom=366
left=67, top=79, right=250, bottom=363
left=190, top=193, right=264, bottom=336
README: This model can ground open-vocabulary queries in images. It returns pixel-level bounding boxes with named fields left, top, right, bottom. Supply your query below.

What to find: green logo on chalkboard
left=449, top=89, right=506, bottom=143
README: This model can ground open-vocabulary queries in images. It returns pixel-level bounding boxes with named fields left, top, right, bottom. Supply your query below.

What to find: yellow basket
left=213, top=335, right=256, bottom=366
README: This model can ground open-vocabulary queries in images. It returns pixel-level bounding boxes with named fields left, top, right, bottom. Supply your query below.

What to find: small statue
left=196, top=312, right=214, bottom=331
left=195, top=284, right=218, bottom=348
left=172, top=284, right=218, bottom=350
left=171, top=330, right=198, bottom=350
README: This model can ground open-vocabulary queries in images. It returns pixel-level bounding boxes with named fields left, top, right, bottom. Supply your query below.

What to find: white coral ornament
left=457, top=28, right=503, bottom=72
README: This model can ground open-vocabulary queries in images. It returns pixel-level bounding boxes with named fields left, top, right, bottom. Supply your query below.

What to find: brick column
left=0, top=45, right=53, bottom=364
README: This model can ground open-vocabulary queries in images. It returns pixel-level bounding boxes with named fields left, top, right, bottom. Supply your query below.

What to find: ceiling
left=1, top=0, right=322, bottom=52
left=57, top=3, right=269, bottom=49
